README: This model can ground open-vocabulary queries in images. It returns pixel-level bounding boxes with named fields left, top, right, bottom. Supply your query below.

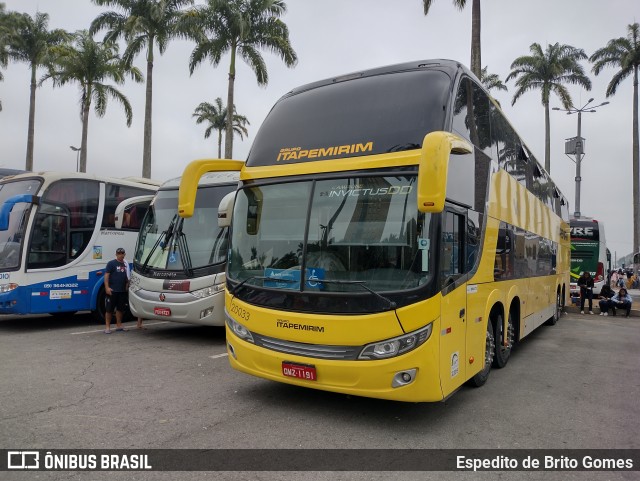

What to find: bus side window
left=440, top=210, right=465, bottom=289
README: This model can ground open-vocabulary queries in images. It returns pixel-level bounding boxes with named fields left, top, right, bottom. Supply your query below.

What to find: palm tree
left=506, top=43, right=592, bottom=174
left=590, top=23, right=640, bottom=263
left=4, top=11, right=69, bottom=170
left=423, top=0, right=481, bottom=77
left=183, top=0, right=296, bottom=159
left=480, top=66, right=507, bottom=93
left=0, top=2, right=10, bottom=112
left=42, top=30, right=142, bottom=172
left=90, top=0, right=194, bottom=179
left=192, top=97, right=249, bottom=158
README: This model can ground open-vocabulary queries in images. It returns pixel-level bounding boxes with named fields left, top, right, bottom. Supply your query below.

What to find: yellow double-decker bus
left=178, top=59, right=570, bottom=402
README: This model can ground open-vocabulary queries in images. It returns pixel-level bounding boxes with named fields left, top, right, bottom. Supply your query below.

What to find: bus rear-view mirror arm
left=417, top=131, right=473, bottom=213
left=0, top=194, right=39, bottom=231
left=178, top=159, right=244, bottom=218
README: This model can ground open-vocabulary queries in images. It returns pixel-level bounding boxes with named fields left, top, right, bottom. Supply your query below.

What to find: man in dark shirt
left=577, top=271, right=594, bottom=314
left=104, top=247, right=129, bottom=333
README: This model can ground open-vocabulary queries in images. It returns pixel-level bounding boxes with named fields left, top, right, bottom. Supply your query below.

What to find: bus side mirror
left=0, top=194, right=38, bottom=231
left=218, top=192, right=235, bottom=228
left=417, top=131, right=473, bottom=213
left=178, top=159, right=244, bottom=218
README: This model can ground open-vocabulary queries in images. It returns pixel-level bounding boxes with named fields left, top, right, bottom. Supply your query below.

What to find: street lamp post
left=553, top=98, right=609, bottom=218
left=69, top=146, right=81, bottom=172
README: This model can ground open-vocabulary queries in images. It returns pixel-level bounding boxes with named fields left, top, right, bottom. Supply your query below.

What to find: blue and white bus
left=127, top=171, right=239, bottom=325
left=0, top=171, right=159, bottom=320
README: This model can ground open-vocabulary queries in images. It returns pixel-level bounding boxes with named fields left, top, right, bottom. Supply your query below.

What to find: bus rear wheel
left=468, top=321, right=494, bottom=387
left=546, top=291, right=562, bottom=326
left=493, top=312, right=514, bottom=368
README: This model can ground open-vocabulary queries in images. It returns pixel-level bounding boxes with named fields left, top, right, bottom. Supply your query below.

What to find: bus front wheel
left=92, top=287, right=107, bottom=324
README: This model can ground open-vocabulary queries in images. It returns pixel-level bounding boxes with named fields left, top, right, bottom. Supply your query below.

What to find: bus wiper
left=311, top=279, right=397, bottom=311
left=174, top=218, right=194, bottom=277
left=141, top=214, right=178, bottom=273
left=230, top=275, right=298, bottom=297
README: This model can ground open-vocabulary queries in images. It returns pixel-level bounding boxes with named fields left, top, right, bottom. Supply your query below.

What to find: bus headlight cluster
left=358, top=323, right=433, bottom=360
left=225, top=311, right=254, bottom=343
left=192, top=283, right=224, bottom=299
left=129, top=274, right=141, bottom=293
left=0, top=283, right=19, bottom=293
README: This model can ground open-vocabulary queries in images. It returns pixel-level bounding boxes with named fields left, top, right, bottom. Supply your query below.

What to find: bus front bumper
left=225, top=326, right=444, bottom=403
left=129, top=289, right=226, bottom=326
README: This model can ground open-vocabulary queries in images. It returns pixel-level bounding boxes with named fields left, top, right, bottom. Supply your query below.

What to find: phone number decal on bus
left=43, top=283, right=79, bottom=288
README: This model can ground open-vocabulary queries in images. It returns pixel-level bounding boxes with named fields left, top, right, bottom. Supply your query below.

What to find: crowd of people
left=577, top=269, right=635, bottom=318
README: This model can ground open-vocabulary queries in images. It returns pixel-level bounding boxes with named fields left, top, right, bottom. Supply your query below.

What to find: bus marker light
left=469, top=356, right=475, bottom=364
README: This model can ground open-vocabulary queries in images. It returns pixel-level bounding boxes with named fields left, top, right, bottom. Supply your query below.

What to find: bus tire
left=468, top=321, right=494, bottom=388
left=493, top=312, right=514, bottom=368
left=545, top=290, right=562, bottom=326
left=92, top=287, right=107, bottom=324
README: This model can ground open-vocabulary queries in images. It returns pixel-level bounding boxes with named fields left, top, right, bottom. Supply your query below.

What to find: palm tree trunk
left=632, top=65, right=639, bottom=263
left=224, top=43, right=237, bottom=159
left=470, top=0, right=481, bottom=78
left=544, top=101, right=551, bottom=173
left=218, top=129, right=223, bottom=159
left=25, top=64, right=37, bottom=171
left=142, top=41, right=154, bottom=179
left=80, top=94, right=90, bottom=173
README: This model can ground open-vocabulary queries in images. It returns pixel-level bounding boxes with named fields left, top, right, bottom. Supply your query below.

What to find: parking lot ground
left=0, top=311, right=639, bottom=480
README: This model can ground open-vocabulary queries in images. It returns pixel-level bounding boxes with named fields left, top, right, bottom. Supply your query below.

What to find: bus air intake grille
left=252, top=333, right=361, bottom=360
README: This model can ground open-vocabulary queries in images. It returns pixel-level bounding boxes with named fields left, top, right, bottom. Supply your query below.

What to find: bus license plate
left=154, top=307, right=171, bottom=316
left=282, top=362, right=317, bottom=381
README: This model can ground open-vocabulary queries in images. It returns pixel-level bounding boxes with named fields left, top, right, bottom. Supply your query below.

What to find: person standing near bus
left=577, top=271, right=594, bottom=314
left=104, top=247, right=129, bottom=333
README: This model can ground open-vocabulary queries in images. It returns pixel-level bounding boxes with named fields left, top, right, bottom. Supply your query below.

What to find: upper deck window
left=247, top=69, right=451, bottom=166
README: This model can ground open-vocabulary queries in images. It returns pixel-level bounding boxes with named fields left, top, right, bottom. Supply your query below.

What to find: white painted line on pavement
left=209, top=353, right=229, bottom=359
left=71, top=321, right=170, bottom=335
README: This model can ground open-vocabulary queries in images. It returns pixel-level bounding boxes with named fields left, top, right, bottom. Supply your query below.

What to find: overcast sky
left=0, top=0, right=637, bottom=260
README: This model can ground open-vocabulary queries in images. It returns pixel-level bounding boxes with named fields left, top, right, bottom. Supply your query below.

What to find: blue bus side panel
left=0, top=271, right=103, bottom=315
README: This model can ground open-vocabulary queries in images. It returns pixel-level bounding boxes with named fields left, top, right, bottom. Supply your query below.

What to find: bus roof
left=0, top=171, right=162, bottom=189
left=283, top=59, right=469, bottom=98
left=160, top=171, right=240, bottom=190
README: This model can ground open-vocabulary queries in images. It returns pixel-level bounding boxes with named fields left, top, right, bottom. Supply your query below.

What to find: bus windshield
left=0, top=179, right=41, bottom=270
left=228, top=175, right=432, bottom=292
left=135, top=184, right=231, bottom=271
left=246, top=69, right=450, bottom=166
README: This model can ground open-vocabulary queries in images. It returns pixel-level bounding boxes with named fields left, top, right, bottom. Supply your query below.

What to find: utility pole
left=553, top=98, right=609, bottom=218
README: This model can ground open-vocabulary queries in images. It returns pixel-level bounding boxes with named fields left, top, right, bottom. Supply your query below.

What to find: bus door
left=26, top=201, right=79, bottom=313
left=439, top=208, right=468, bottom=395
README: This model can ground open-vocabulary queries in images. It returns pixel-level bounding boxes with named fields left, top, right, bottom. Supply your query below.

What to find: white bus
left=127, top=171, right=239, bottom=325
left=0, top=171, right=159, bottom=320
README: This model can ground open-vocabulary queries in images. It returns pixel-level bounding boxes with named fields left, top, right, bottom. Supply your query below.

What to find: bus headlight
left=192, top=283, right=224, bottom=299
left=129, top=274, right=141, bottom=293
left=225, top=311, right=254, bottom=343
left=358, top=323, right=433, bottom=360
left=0, top=283, right=19, bottom=293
